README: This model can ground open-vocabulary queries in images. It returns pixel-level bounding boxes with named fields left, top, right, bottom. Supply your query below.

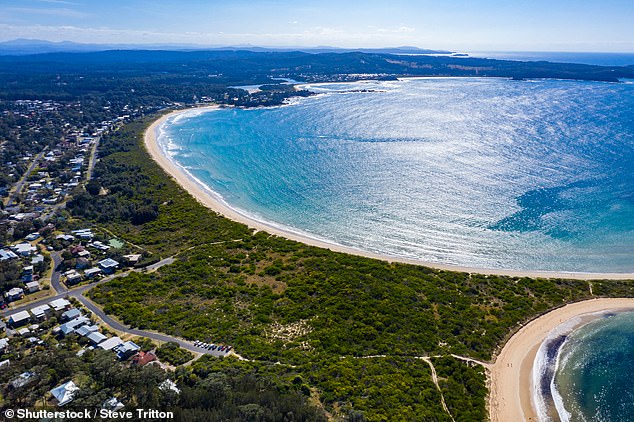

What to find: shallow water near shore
left=158, top=77, right=634, bottom=273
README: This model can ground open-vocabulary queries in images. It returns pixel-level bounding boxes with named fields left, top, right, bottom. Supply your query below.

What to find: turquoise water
left=159, top=77, right=634, bottom=273
left=551, top=312, right=634, bottom=421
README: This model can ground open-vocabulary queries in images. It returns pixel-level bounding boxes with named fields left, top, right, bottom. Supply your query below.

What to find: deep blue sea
left=550, top=312, right=634, bottom=421
left=159, top=77, right=634, bottom=273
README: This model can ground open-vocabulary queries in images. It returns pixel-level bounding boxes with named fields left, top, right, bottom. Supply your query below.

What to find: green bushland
left=432, top=357, right=488, bottom=421
left=156, top=342, right=195, bottom=366
left=72, top=115, right=633, bottom=421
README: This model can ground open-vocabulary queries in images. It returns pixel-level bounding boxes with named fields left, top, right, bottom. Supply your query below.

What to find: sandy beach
left=488, top=298, right=634, bottom=422
left=144, top=107, right=634, bottom=281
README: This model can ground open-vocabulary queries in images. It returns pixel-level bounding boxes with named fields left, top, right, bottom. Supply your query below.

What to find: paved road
left=86, top=137, right=100, bottom=181
left=2, top=255, right=230, bottom=357
left=6, top=147, right=48, bottom=207
left=50, top=251, right=65, bottom=293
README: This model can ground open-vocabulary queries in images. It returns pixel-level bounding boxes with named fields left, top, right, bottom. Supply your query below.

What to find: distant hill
left=0, top=39, right=451, bottom=56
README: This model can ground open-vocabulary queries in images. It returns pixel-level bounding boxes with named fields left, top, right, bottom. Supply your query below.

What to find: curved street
left=3, top=255, right=230, bottom=357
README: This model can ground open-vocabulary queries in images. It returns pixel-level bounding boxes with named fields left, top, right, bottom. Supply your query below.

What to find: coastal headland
left=144, top=107, right=634, bottom=281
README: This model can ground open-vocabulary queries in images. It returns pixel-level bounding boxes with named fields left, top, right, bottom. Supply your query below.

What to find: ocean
left=158, top=77, right=634, bottom=273
left=466, top=51, right=634, bottom=67
left=535, top=311, right=634, bottom=421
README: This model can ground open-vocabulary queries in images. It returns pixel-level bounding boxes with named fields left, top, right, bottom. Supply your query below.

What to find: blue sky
left=1, top=0, right=633, bottom=51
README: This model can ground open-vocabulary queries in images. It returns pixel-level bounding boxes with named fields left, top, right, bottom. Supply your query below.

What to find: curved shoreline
left=489, top=298, right=634, bottom=422
left=144, top=106, right=634, bottom=281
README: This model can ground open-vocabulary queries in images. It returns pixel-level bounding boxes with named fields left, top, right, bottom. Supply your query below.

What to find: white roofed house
left=31, top=254, right=45, bottom=265
left=61, top=308, right=81, bottom=321
left=102, top=397, right=125, bottom=412
left=5, top=287, right=25, bottom=302
left=11, top=243, right=37, bottom=256
left=30, top=304, right=52, bottom=320
left=25, top=280, right=41, bottom=293
left=0, top=338, right=9, bottom=352
left=84, top=267, right=102, bottom=279
left=114, top=341, right=140, bottom=360
left=8, top=310, right=31, bottom=327
left=64, top=270, right=83, bottom=285
left=49, top=298, right=71, bottom=312
left=50, top=380, right=79, bottom=406
left=98, top=337, right=124, bottom=351
left=159, top=379, right=180, bottom=395
left=0, top=249, right=18, bottom=261
left=59, top=317, right=89, bottom=336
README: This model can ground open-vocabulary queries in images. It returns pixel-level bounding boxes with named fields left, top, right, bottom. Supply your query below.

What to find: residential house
left=123, top=254, right=142, bottom=265
left=98, top=337, right=123, bottom=351
left=50, top=380, right=79, bottom=406
left=0, top=249, right=18, bottom=261
left=159, top=379, right=180, bottom=394
left=49, top=298, right=71, bottom=311
left=5, top=287, right=24, bottom=302
left=64, top=270, right=82, bottom=285
left=97, top=258, right=119, bottom=274
left=11, top=243, right=36, bottom=256
left=59, top=317, right=89, bottom=336
left=75, top=325, right=99, bottom=337
left=8, top=311, right=30, bottom=327
left=132, top=351, right=157, bottom=366
left=75, top=258, right=90, bottom=270
left=102, top=397, right=125, bottom=412
left=25, top=281, right=40, bottom=293
left=114, top=341, right=140, bottom=360
left=30, top=304, right=51, bottom=320
left=84, top=267, right=102, bottom=279
left=86, top=331, right=107, bottom=346
left=61, top=308, right=81, bottom=321
left=10, top=372, right=36, bottom=389
left=31, top=254, right=45, bottom=265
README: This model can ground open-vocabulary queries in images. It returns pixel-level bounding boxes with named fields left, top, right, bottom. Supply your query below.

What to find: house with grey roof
left=61, top=308, right=81, bottom=321
left=59, top=317, right=89, bottom=336
left=86, top=331, right=107, bottom=345
left=114, top=341, right=140, bottom=360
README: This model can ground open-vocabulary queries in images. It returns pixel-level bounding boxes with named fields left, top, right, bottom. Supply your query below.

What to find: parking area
left=192, top=340, right=233, bottom=357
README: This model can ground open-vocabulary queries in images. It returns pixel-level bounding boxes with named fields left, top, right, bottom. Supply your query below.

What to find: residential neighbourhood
left=0, top=97, right=242, bottom=411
